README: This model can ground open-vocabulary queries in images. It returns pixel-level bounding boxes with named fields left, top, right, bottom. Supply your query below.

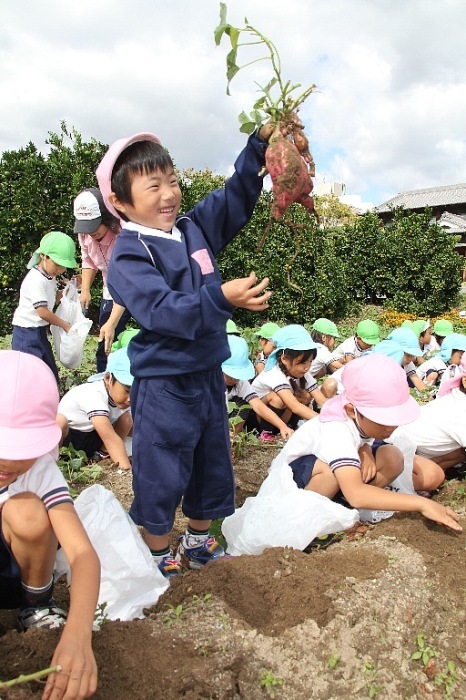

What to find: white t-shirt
left=227, top=379, right=258, bottom=404
left=12, top=267, right=57, bottom=328
left=310, top=345, right=332, bottom=377
left=273, top=414, right=372, bottom=473
left=58, top=379, right=130, bottom=433
left=437, top=364, right=461, bottom=395
left=251, top=365, right=318, bottom=399
left=391, top=388, right=466, bottom=458
left=328, top=336, right=366, bottom=364
left=415, top=355, right=447, bottom=383
left=404, top=361, right=417, bottom=378
left=0, top=453, right=73, bottom=511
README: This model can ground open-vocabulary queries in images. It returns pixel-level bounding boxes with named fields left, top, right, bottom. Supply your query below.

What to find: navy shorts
left=290, top=442, right=389, bottom=490
left=63, top=428, right=103, bottom=459
left=129, top=368, right=235, bottom=535
left=12, top=325, right=59, bottom=384
left=0, top=514, right=22, bottom=610
left=290, top=454, right=319, bottom=489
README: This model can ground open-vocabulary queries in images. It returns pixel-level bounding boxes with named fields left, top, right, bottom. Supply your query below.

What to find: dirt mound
left=1, top=452, right=465, bottom=699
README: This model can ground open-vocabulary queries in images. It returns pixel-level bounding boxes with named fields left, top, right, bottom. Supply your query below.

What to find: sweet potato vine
left=215, top=4, right=318, bottom=295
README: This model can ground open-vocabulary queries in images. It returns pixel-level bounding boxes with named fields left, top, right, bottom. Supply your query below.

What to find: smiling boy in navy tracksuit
left=96, top=125, right=272, bottom=577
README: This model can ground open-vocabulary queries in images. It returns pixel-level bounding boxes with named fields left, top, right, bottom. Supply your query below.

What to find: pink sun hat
left=0, top=351, right=62, bottom=460
left=320, top=354, right=420, bottom=426
left=96, top=132, right=162, bottom=219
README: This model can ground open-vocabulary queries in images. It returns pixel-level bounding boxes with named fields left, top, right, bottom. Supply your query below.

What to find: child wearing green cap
left=328, top=319, right=380, bottom=367
left=310, top=318, right=342, bottom=379
left=12, top=231, right=77, bottom=383
left=254, top=321, right=281, bottom=375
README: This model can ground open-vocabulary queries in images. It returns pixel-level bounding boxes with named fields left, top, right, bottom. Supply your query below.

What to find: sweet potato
left=265, top=125, right=315, bottom=221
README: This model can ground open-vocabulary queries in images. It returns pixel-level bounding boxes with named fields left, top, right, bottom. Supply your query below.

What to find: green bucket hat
left=111, top=328, right=140, bottom=352
left=255, top=322, right=281, bottom=340
left=312, top=318, right=340, bottom=338
left=433, top=319, right=454, bottom=337
left=356, top=319, right=380, bottom=345
left=226, top=320, right=241, bottom=335
left=411, top=319, right=430, bottom=337
left=28, top=231, right=77, bottom=269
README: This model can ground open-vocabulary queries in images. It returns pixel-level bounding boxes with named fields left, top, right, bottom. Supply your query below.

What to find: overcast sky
left=2, top=0, right=465, bottom=208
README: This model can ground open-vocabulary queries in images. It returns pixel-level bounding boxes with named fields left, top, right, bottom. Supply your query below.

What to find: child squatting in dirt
left=0, top=350, right=100, bottom=699
left=96, top=123, right=274, bottom=577
left=272, top=353, right=462, bottom=532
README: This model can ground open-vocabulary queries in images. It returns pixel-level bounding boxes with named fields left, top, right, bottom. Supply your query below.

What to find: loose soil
left=1, top=444, right=466, bottom=699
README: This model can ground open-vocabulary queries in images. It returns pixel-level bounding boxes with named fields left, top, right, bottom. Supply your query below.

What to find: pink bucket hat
left=320, top=354, right=420, bottom=426
left=437, top=352, right=466, bottom=398
left=96, top=132, right=162, bottom=219
left=0, top=351, right=62, bottom=460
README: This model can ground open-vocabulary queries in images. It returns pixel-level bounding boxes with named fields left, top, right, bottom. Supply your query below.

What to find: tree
left=0, top=123, right=108, bottom=332
left=314, top=193, right=358, bottom=229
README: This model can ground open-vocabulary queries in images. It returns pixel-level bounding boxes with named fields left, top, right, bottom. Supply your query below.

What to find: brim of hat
left=222, top=364, right=255, bottom=380
left=74, top=217, right=102, bottom=234
left=360, top=336, right=380, bottom=345
left=113, top=371, right=134, bottom=387
left=356, top=394, right=420, bottom=427
left=49, top=256, right=77, bottom=269
left=403, top=346, right=424, bottom=357
left=0, top=423, right=62, bottom=460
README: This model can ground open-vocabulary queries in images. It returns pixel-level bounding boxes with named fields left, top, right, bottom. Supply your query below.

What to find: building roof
left=375, top=183, right=466, bottom=213
left=437, top=211, right=466, bottom=235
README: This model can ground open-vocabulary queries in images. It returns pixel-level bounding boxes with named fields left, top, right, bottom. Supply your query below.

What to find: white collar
left=124, top=221, right=182, bottom=242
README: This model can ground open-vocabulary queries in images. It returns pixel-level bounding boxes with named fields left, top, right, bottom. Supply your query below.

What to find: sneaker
left=91, top=449, right=109, bottom=462
left=176, top=534, right=230, bottom=570
left=17, top=601, right=67, bottom=631
left=156, top=554, right=184, bottom=579
left=259, top=431, right=276, bottom=443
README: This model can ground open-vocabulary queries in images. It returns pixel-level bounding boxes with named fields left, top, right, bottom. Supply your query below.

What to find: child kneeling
left=0, top=351, right=100, bottom=697
left=277, top=354, right=461, bottom=532
left=57, top=347, right=133, bottom=470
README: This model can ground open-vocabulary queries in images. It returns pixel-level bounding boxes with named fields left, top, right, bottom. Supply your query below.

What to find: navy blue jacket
left=107, top=132, right=267, bottom=377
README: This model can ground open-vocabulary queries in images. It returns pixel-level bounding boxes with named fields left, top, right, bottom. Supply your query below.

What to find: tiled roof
left=375, top=183, right=466, bottom=213
left=438, top=211, right=466, bottom=233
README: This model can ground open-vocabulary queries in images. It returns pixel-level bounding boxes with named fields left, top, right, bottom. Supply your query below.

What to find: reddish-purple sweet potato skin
left=265, top=127, right=314, bottom=220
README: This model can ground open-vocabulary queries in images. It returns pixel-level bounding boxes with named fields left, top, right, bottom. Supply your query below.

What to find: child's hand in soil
left=222, top=272, right=271, bottom=312
left=419, top=499, right=462, bottom=532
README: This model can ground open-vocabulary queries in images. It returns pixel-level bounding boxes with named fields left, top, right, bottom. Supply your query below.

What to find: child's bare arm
left=409, top=373, right=427, bottom=392
left=276, top=388, right=318, bottom=420
left=310, top=386, right=327, bottom=408
left=358, top=444, right=378, bottom=484
left=36, top=306, right=71, bottom=332
left=91, top=415, right=131, bottom=470
left=335, top=466, right=462, bottom=532
left=221, top=272, right=271, bottom=312
left=43, top=503, right=100, bottom=699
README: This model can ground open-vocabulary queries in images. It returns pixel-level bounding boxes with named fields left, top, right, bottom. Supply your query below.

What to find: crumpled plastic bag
left=51, top=279, right=92, bottom=368
left=55, top=485, right=169, bottom=621
left=222, top=459, right=359, bottom=556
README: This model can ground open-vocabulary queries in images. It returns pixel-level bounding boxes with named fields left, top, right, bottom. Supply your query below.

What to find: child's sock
left=183, top=526, right=210, bottom=549
left=20, top=576, right=54, bottom=609
left=149, top=547, right=171, bottom=563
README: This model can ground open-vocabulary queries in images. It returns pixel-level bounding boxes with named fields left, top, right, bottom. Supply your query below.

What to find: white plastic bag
left=222, top=459, right=359, bottom=556
left=55, top=485, right=169, bottom=621
left=51, top=279, right=92, bottom=368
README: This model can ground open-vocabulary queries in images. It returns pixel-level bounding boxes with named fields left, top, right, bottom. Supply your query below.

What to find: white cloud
left=1, top=0, right=466, bottom=206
